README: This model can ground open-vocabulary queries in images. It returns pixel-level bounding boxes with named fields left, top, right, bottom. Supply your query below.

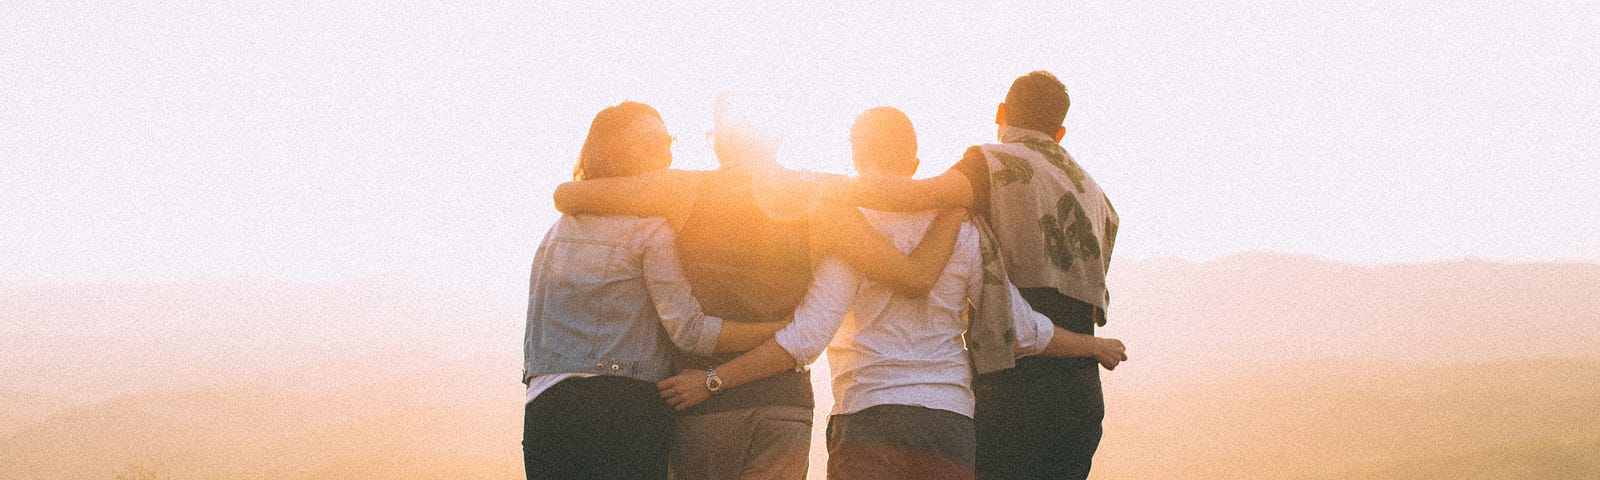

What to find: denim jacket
left=523, top=214, right=724, bottom=385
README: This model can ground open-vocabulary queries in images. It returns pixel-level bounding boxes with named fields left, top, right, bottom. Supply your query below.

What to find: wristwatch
left=705, top=369, right=724, bottom=394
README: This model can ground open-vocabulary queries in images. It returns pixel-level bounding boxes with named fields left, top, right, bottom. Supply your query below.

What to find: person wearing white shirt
left=657, top=107, right=1127, bottom=480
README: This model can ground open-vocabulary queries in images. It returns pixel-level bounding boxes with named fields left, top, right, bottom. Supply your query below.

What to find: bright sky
left=4, top=2, right=1598, bottom=294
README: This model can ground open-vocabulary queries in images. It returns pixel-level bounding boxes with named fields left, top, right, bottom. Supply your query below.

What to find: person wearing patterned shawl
left=659, top=106, right=1125, bottom=480
left=827, top=71, right=1124, bottom=480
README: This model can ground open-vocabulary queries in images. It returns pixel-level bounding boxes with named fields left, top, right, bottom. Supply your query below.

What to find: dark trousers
left=522, top=375, right=673, bottom=480
left=826, top=404, right=976, bottom=480
left=974, top=289, right=1105, bottom=480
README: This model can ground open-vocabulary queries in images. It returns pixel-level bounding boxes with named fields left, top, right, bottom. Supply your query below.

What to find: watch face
left=706, top=372, right=723, bottom=392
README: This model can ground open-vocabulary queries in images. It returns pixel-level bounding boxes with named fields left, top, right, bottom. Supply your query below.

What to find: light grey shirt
left=773, top=210, right=1055, bottom=418
left=523, top=214, right=724, bottom=387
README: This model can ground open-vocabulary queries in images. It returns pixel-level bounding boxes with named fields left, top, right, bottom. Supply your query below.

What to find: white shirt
left=525, top=373, right=592, bottom=404
left=773, top=210, right=1055, bottom=418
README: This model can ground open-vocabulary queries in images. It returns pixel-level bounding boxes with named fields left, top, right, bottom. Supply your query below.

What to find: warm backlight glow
left=4, top=2, right=1598, bottom=479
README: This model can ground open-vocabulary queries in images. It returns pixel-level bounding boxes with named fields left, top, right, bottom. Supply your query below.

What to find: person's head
left=574, top=101, right=673, bottom=181
left=998, top=70, right=1070, bottom=141
left=849, top=106, right=919, bottom=178
left=710, top=92, right=783, bottom=170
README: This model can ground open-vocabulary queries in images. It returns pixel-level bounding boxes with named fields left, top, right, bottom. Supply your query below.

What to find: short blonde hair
left=850, top=106, right=918, bottom=176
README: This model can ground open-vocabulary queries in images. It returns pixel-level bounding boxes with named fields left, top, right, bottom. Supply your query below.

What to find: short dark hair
left=1003, top=71, right=1070, bottom=135
left=575, top=101, right=667, bottom=180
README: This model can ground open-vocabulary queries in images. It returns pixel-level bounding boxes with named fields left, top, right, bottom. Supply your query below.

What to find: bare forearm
left=655, top=338, right=804, bottom=411
left=713, top=321, right=787, bottom=354
left=816, top=205, right=962, bottom=298
left=713, top=339, right=799, bottom=390
left=835, top=171, right=972, bottom=212
left=552, top=180, right=600, bottom=214
left=552, top=169, right=693, bottom=220
left=898, top=208, right=965, bottom=293
left=1038, top=326, right=1128, bottom=370
left=1039, top=327, right=1101, bottom=358
left=846, top=176, right=937, bottom=212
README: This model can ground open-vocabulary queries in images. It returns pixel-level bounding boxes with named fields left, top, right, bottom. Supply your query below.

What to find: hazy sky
left=4, top=2, right=1597, bottom=294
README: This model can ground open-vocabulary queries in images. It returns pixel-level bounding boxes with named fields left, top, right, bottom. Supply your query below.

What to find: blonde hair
left=850, top=106, right=918, bottom=176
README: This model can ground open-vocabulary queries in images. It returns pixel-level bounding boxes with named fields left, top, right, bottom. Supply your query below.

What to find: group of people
left=521, top=70, right=1126, bottom=480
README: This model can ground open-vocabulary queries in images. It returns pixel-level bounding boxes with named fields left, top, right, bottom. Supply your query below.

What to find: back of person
left=813, top=106, right=984, bottom=480
left=826, top=209, right=977, bottom=418
left=966, top=71, right=1118, bottom=480
left=667, top=166, right=819, bottom=480
left=676, top=168, right=815, bottom=326
left=820, top=209, right=982, bottom=480
left=821, top=75, right=1125, bottom=480
left=525, top=215, right=680, bottom=384
left=523, top=101, right=688, bottom=480
left=673, top=167, right=817, bottom=415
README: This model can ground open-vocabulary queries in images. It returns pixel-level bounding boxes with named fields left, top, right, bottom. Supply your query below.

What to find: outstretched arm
left=553, top=168, right=698, bottom=226
left=640, top=219, right=784, bottom=355
left=1037, top=328, right=1127, bottom=371
left=828, top=167, right=975, bottom=213
left=657, top=257, right=859, bottom=411
left=712, top=321, right=788, bottom=354
left=996, top=268, right=1127, bottom=370
left=811, top=204, right=964, bottom=298
left=656, top=340, right=795, bottom=411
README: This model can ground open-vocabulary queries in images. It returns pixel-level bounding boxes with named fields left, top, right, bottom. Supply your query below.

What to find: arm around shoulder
left=836, top=168, right=974, bottom=213
left=553, top=168, right=697, bottom=221
left=656, top=257, right=859, bottom=412
left=812, top=205, right=965, bottom=298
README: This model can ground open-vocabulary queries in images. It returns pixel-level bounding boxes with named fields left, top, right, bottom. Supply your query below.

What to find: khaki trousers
left=671, top=404, right=812, bottom=480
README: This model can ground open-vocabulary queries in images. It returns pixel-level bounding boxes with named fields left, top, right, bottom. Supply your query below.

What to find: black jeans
left=974, top=289, right=1105, bottom=480
left=826, top=404, right=976, bottom=480
left=522, top=375, right=673, bottom=480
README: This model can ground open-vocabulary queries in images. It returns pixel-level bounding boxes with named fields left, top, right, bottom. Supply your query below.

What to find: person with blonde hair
left=554, top=94, right=964, bottom=479
left=829, top=71, right=1123, bottom=480
left=660, top=106, right=1125, bottom=480
left=522, top=101, right=786, bottom=480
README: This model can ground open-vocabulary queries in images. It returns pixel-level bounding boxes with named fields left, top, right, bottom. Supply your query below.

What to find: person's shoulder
left=606, top=215, right=673, bottom=249
left=956, top=220, right=980, bottom=250
left=960, top=145, right=989, bottom=162
left=858, top=208, right=923, bottom=233
left=638, top=168, right=703, bottom=187
left=952, top=145, right=990, bottom=176
left=563, top=212, right=664, bottom=228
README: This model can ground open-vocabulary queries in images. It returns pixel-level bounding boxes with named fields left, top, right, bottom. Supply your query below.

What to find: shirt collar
left=999, top=125, right=1057, bottom=145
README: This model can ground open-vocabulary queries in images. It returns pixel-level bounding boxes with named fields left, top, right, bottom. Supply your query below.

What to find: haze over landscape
left=4, top=255, right=1598, bottom=479
left=5, top=1, right=1598, bottom=479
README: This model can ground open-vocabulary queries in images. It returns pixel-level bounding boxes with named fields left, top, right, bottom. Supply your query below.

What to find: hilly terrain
left=2, top=254, right=1597, bottom=479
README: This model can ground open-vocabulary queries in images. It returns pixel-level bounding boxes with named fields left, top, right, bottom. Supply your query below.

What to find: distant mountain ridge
left=1104, top=252, right=1600, bottom=382
left=2, top=253, right=1597, bottom=478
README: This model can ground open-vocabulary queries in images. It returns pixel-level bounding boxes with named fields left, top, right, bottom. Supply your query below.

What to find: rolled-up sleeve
left=957, top=222, right=1051, bottom=357
left=639, top=220, right=723, bottom=357
left=1008, top=281, right=1055, bottom=357
left=773, top=257, right=860, bottom=367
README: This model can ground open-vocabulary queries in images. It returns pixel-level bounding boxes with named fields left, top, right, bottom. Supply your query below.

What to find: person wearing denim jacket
left=522, top=102, right=783, bottom=480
